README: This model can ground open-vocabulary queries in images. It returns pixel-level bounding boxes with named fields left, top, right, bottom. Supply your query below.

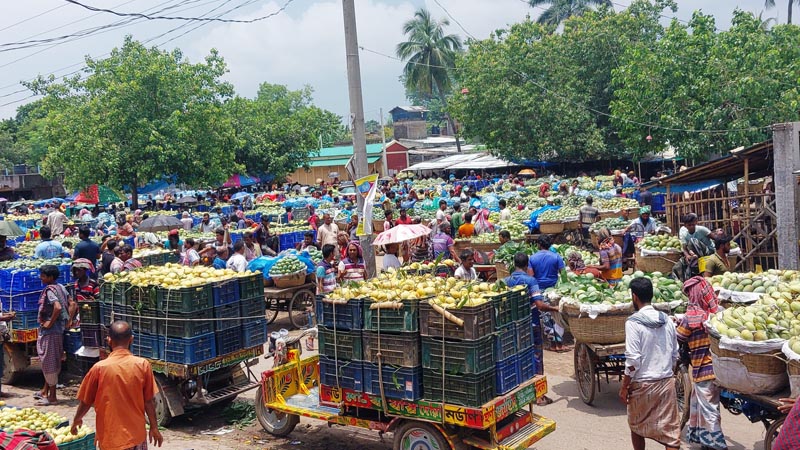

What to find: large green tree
left=528, top=0, right=613, bottom=26
left=26, top=37, right=239, bottom=208
left=226, top=83, right=345, bottom=182
left=396, top=8, right=463, bottom=150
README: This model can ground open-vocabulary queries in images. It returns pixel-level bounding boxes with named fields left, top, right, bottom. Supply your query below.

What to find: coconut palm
left=529, top=0, right=613, bottom=26
left=396, top=8, right=463, bottom=151
left=765, top=0, right=800, bottom=24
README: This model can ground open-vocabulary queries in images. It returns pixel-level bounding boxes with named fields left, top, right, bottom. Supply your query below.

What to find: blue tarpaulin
left=647, top=179, right=724, bottom=194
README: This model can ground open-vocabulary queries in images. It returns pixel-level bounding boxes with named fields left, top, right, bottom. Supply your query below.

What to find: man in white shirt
left=47, top=208, right=68, bottom=236
left=434, top=199, right=449, bottom=235
left=498, top=199, right=512, bottom=222
left=226, top=241, right=248, bottom=272
left=317, top=213, right=340, bottom=254
left=454, top=248, right=478, bottom=281
left=620, top=277, right=681, bottom=450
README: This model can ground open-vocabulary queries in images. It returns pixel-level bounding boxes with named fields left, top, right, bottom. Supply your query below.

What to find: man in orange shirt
left=71, top=321, right=163, bottom=450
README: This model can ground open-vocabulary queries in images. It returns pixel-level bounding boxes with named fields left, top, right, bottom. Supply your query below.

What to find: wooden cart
left=573, top=342, right=627, bottom=405
left=256, top=349, right=556, bottom=450
left=264, top=282, right=316, bottom=329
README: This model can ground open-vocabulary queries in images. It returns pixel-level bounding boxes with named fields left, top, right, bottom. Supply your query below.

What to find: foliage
left=26, top=37, right=239, bottom=207
left=529, top=0, right=612, bottom=26
left=611, top=9, right=800, bottom=161
left=226, top=83, right=344, bottom=182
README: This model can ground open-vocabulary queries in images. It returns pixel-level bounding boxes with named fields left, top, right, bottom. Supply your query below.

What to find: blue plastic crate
left=319, top=356, right=363, bottom=391
left=517, top=346, right=542, bottom=381
left=494, top=322, right=517, bottom=360
left=81, top=324, right=104, bottom=348
left=214, top=303, right=241, bottom=331
left=57, top=264, right=72, bottom=285
left=362, top=362, right=423, bottom=401
left=212, top=279, right=240, bottom=307
left=230, top=232, right=243, bottom=244
left=240, top=296, right=265, bottom=319
left=64, top=329, right=82, bottom=354
left=315, top=297, right=363, bottom=331
left=131, top=333, right=163, bottom=360
left=164, top=333, right=216, bottom=364
left=242, top=319, right=268, bottom=348
left=0, top=289, right=42, bottom=311
left=11, top=309, right=38, bottom=330
left=495, top=354, right=520, bottom=395
left=0, top=269, right=45, bottom=292
left=215, top=327, right=243, bottom=355
left=516, top=316, right=533, bottom=352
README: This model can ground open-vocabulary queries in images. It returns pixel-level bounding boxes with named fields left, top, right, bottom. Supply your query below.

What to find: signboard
left=354, top=173, right=378, bottom=236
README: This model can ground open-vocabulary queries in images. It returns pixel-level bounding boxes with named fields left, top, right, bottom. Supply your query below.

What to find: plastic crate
left=421, top=335, right=495, bottom=375
left=315, top=297, right=363, bottom=331
left=78, top=301, right=101, bottom=325
left=121, top=307, right=161, bottom=335
left=318, top=326, right=362, bottom=361
left=423, top=368, right=495, bottom=407
left=164, top=333, right=216, bottom=364
left=213, top=279, right=240, bottom=307
left=57, top=431, right=96, bottom=450
left=0, top=289, right=41, bottom=311
left=362, top=299, right=420, bottom=333
left=99, top=282, right=129, bottom=306
left=491, top=290, right=526, bottom=328
left=57, top=264, right=72, bottom=285
left=128, top=285, right=157, bottom=310
left=65, top=355, right=98, bottom=378
left=419, top=301, right=494, bottom=340
left=362, top=331, right=420, bottom=367
left=240, top=296, right=265, bottom=319
left=64, top=329, right=82, bottom=354
left=494, top=322, right=517, bottom=360
left=163, top=309, right=215, bottom=338
left=242, top=319, right=268, bottom=348
left=518, top=346, right=542, bottom=381
left=532, top=322, right=543, bottom=346
left=131, top=333, right=163, bottom=360
left=215, top=327, right=243, bottom=355
left=516, top=316, right=533, bottom=351
left=0, top=269, right=45, bottom=292
left=495, top=354, right=520, bottom=395
left=214, top=303, right=241, bottom=331
left=157, top=284, right=213, bottom=313
left=81, top=324, right=103, bottom=348
left=238, top=273, right=263, bottom=301
left=318, top=355, right=363, bottom=391
left=363, top=362, right=423, bottom=401
left=11, top=309, right=38, bottom=330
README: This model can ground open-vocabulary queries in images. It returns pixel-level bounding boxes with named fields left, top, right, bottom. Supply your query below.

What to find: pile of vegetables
left=269, top=255, right=306, bottom=276
left=493, top=242, right=535, bottom=268
left=0, top=406, right=93, bottom=446
left=0, top=257, right=71, bottom=270
left=710, top=270, right=799, bottom=293
left=102, top=263, right=256, bottom=289
left=270, top=221, right=313, bottom=235
left=550, top=272, right=618, bottom=304
left=597, top=197, right=640, bottom=211
left=707, top=295, right=800, bottom=341
left=639, top=235, right=682, bottom=252
left=615, top=271, right=687, bottom=306
left=552, top=244, right=599, bottom=265
left=538, top=207, right=579, bottom=222
left=305, top=247, right=322, bottom=264
left=589, top=217, right=628, bottom=232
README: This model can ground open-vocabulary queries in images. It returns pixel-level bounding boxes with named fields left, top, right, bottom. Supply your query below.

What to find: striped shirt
left=599, top=244, right=623, bottom=283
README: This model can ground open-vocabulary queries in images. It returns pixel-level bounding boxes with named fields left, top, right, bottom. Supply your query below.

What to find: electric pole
left=380, top=107, right=388, bottom=177
left=342, top=0, right=376, bottom=277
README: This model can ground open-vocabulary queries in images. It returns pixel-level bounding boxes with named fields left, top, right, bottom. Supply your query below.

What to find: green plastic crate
left=157, top=284, right=213, bottom=313
left=318, top=326, right=363, bottom=361
left=99, top=281, right=129, bottom=306
left=128, top=285, right=157, bottom=310
left=362, top=331, right=420, bottom=367
left=421, top=334, right=495, bottom=374
left=423, top=368, right=495, bottom=407
left=362, top=298, right=420, bottom=332
left=57, top=431, right=96, bottom=450
left=238, top=273, right=263, bottom=300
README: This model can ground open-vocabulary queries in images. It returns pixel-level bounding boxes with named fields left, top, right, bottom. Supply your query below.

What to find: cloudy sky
left=0, top=0, right=774, bottom=122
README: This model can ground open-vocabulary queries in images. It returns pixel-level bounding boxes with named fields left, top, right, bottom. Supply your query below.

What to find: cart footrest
left=284, top=389, right=341, bottom=418
left=195, top=379, right=259, bottom=405
left=462, top=413, right=556, bottom=450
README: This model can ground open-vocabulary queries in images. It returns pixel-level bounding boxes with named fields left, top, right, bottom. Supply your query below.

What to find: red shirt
left=395, top=216, right=413, bottom=225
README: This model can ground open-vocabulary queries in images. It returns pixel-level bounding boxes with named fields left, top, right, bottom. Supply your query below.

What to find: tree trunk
left=433, top=79, right=462, bottom=153
left=789, top=0, right=793, bottom=24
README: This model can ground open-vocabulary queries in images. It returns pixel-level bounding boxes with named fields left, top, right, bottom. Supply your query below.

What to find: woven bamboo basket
left=626, top=208, right=640, bottom=219
left=495, top=262, right=510, bottom=279
left=634, top=250, right=680, bottom=274
left=539, top=221, right=565, bottom=234
left=598, top=211, right=618, bottom=220
left=561, top=302, right=632, bottom=344
left=590, top=232, right=624, bottom=249
left=563, top=219, right=580, bottom=230
left=709, top=334, right=788, bottom=392
left=272, top=270, right=306, bottom=288
left=789, top=359, right=800, bottom=396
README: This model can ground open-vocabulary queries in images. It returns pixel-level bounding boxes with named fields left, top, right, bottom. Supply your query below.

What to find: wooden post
left=773, top=122, right=800, bottom=269
left=743, top=157, right=751, bottom=268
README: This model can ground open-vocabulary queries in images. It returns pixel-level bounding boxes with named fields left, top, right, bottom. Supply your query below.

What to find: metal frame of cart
left=573, top=342, right=627, bottom=406
left=263, top=282, right=316, bottom=329
left=255, top=351, right=556, bottom=450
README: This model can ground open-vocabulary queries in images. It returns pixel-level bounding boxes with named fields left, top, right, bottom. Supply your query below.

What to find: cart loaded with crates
left=255, top=272, right=555, bottom=449
left=94, top=263, right=268, bottom=425
left=0, top=260, right=73, bottom=384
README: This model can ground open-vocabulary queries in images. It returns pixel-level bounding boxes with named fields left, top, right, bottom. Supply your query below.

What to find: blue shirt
left=73, top=238, right=100, bottom=262
left=505, top=270, right=543, bottom=306
left=34, top=240, right=65, bottom=259
left=528, top=250, right=564, bottom=290
left=212, top=257, right=227, bottom=270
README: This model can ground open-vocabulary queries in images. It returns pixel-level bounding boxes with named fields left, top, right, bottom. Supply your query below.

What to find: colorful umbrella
left=223, top=174, right=258, bottom=188
left=230, top=192, right=252, bottom=201
left=176, top=196, right=198, bottom=204
left=372, top=224, right=432, bottom=246
left=518, top=169, right=536, bottom=176
left=74, top=185, right=125, bottom=204
left=0, top=220, right=24, bottom=237
left=137, top=215, right=183, bottom=232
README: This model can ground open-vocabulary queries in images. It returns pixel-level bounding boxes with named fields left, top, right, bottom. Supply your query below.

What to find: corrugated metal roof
left=405, top=152, right=486, bottom=171
left=314, top=143, right=384, bottom=158
left=448, top=154, right=518, bottom=170
left=389, top=106, right=429, bottom=113
left=308, top=156, right=380, bottom=168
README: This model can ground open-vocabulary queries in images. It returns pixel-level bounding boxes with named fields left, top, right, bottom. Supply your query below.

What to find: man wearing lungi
left=620, top=277, right=681, bottom=450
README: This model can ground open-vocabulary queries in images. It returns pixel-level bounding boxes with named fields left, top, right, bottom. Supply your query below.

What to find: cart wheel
left=675, top=364, right=692, bottom=431
left=289, top=289, right=315, bottom=329
left=764, top=416, right=785, bottom=450
left=265, top=298, right=279, bottom=324
left=255, top=385, right=299, bottom=437
left=1, top=344, right=27, bottom=385
left=574, top=343, right=596, bottom=405
left=393, top=421, right=452, bottom=450
left=153, top=385, right=173, bottom=427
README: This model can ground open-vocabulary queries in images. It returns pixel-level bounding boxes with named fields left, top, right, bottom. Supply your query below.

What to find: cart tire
left=154, top=389, right=173, bottom=427
left=265, top=298, right=279, bottom=324
left=574, top=343, right=596, bottom=406
left=765, top=416, right=785, bottom=450
left=255, top=385, right=299, bottom=437
left=675, top=364, right=691, bottom=431
left=393, top=421, right=453, bottom=450
left=289, top=289, right=315, bottom=329
left=1, top=344, right=27, bottom=385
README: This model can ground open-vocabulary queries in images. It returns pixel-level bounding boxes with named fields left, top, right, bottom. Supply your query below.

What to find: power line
left=431, top=0, right=770, bottom=135
left=62, top=0, right=294, bottom=24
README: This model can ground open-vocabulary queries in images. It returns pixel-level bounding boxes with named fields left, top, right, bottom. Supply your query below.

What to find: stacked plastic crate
left=316, top=297, right=365, bottom=392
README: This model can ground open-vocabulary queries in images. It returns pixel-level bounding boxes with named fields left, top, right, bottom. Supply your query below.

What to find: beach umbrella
left=223, top=174, right=257, bottom=188
left=0, top=220, right=24, bottom=237
left=176, top=196, right=198, bottom=204
left=0, top=197, right=7, bottom=202
left=518, top=169, right=536, bottom=176
left=372, top=224, right=432, bottom=246
left=137, top=215, right=183, bottom=232
left=74, top=185, right=125, bottom=204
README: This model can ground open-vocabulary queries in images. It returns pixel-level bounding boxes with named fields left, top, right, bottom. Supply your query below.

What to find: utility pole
left=380, top=108, right=388, bottom=177
left=342, top=0, right=376, bottom=277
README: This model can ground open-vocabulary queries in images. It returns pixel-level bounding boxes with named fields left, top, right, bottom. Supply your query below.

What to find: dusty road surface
left=4, top=313, right=774, bottom=450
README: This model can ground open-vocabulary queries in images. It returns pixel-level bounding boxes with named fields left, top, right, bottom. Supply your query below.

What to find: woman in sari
left=337, top=242, right=367, bottom=284
left=676, top=276, right=728, bottom=450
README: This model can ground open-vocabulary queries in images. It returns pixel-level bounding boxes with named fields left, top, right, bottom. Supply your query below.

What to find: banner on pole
left=355, top=173, right=379, bottom=237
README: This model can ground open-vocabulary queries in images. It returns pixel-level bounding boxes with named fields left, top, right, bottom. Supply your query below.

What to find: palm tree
left=396, top=8, right=463, bottom=151
left=529, top=0, right=612, bottom=27
left=765, top=0, right=800, bottom=24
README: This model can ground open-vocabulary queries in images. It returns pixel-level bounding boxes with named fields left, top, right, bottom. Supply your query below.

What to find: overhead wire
left=61, top=0, right=294, bottom=24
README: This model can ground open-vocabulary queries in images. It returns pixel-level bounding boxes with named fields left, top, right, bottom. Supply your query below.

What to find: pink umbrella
left=372, top=224, right=432, bottom=246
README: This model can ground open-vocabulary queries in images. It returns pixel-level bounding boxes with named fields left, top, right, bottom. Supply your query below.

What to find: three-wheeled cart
left=263, top=282, right=315, bottom=328
left=255, top=350, right=556, bottom=450
left=1, top=328, right=39, bottom=384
